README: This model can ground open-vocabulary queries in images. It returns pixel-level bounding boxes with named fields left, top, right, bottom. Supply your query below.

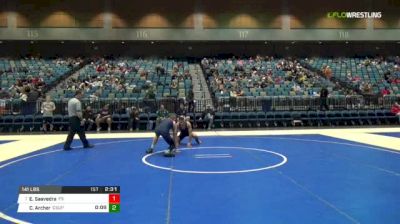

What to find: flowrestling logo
left=327, top=12, right=382, bottom=19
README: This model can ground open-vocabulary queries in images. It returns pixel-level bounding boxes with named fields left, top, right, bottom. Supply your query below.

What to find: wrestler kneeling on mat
left=176, top=115, right=201, bottom=147
left=146, top=114, right=179, bottom=157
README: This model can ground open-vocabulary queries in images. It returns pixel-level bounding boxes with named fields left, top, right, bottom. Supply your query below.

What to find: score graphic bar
left=17, top=186, right=120, bottom=213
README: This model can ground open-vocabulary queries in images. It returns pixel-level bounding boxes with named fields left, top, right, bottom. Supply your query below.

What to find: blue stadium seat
left=23, top=115, right=34, bottom=132
left=307, top=111, right=318, bottom=126
left=53, top=115, right=64, bottom=131
left=33, top=114, right=43, bottom=131
left=317, top=111, right=327, bottom=126
left=119, top=114, right=129, bottom=130
left=247, top=112, right=258, bottom=127
left=112, top=114, right=121, bottom=130
left=265, top=112, right=276, bottom=127
left=239, top=112, right=249, bottom=127
left=214, top=112, right=223, bottom=128
left=139, top=113, right=149, bottom=130
left=341, top=110, right=352, bottom=126
left=349, top=110, right=361, bottom=125
left=13, top=115, right=24, bottom=132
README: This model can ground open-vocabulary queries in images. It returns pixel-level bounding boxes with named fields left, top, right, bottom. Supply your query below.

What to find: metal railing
left=214, top=95, right=400, bottom=112
left=0, top=95, right=399, bottom=116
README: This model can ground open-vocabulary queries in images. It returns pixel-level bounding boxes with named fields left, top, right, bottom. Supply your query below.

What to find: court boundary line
left=165, top=158, right=175, bottom=224
left=277, top=170, right=360, bottom=224
left=241, top=136, right=400, bottom=155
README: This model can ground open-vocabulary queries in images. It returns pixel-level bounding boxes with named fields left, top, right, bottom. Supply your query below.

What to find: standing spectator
left=320, top=87, right=329, bottom=111
left=82, top=106, right=95, bottom=131
left=391, top=102, right=400, bottom=123
left=128, top=106, right=140, bottom=132
left=156, top=104, right=169, bottom=126
left=63, top=90, right=93, bottom=150
left=202, top=105, right=215, bottom=130
left=187, top=90, right=195, bottom=112
left=96, top=104, right=112, bottom=132
left=41, top=95, right=56, bottom=132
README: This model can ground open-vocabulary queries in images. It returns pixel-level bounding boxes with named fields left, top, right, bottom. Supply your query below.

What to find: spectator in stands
left=171, top=80, right=178, bottom=89
left=0, top=87, right=10, bottom=99
left=236, top=88, right=244, bottom=97
left=96, top=104, right=112, bottom=132
left=156, top=104, right=169, bottom=126
left=128, top=106, right=140, bottom=132
left=202, top=105, right=215, bottom=130
left=155, top=63, right=165, bottom=75
left=41, top=95, right=56, bottom=132
left=391, top=102, right=400, bottom=123
left=187, top=90, right=195, bottom=112
left=19, top=87, right=28, bottom=102
left=21, top=86, right=37, bottom=115
left=381, top=87, right=391, bottom=96
left=145, top=88, right=156, bottom=100
left=320, top=87, right=329, bottom=111
left=322, top=65, right=332, bottom=80
left=176, top=103, right=187, bottom=116
left=83, top=106, right=95, bottom=131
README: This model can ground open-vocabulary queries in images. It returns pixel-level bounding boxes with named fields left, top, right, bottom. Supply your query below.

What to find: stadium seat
left=13, top=115, right=24, bottom=132
left=307, top=111, right=318, bottom=126
left=265, top=112, right=276, bottom=127
left=23, top=115, right=34, bottom=132
left=53, top=115, right=64, bottom=131
left=0, top=116, right=4, bottom=132
left=33, top=114, right=43, bottom=131
left=256, top=112, right=266, bottom=127
left=341, top=110, right=352, bottom=126
left=229, top=112, right=241, bottom=128
left=62, top=115, right=70, bottom=131
left=247, top=112, right=258, bottom=127
left=291, top=111, right=303, bottom=126
left=317, top=111, right=327, bottom=126
left=367, top=110, right=377, bottom=125
left=349, top=110, right=361, bottom=125
left=139, top=113, right=149, bottom=130
left=214, top=112, right=223, bottom=128
left=239, top=112, right=249, bottom=127
left=119, top=114, right=129, bottom=130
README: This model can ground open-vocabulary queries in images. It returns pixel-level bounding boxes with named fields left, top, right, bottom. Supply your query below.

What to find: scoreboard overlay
left=17, top=186, right=120, bottom=213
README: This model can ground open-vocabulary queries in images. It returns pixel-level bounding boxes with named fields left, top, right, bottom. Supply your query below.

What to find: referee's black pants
left=64, top=116, right=89, bottom=149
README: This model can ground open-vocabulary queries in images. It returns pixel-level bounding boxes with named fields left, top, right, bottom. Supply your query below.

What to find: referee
left=64, top=90, right=93, bottom=150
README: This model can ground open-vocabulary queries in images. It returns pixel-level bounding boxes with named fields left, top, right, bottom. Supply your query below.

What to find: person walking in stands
left=319, top=87, right=329, bottom=111
left=391, top=102, right=400, bottom=123
left=41, top=95, right=56, bottom=132
left=64, top=90, right=93, bottom=150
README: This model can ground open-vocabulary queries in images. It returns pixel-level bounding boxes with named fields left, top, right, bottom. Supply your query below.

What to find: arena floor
left=0, top=127, right=400, bottom=224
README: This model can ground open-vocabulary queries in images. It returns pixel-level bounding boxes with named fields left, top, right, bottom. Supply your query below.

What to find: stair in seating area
left=188, top=64, right=213, bottom=111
